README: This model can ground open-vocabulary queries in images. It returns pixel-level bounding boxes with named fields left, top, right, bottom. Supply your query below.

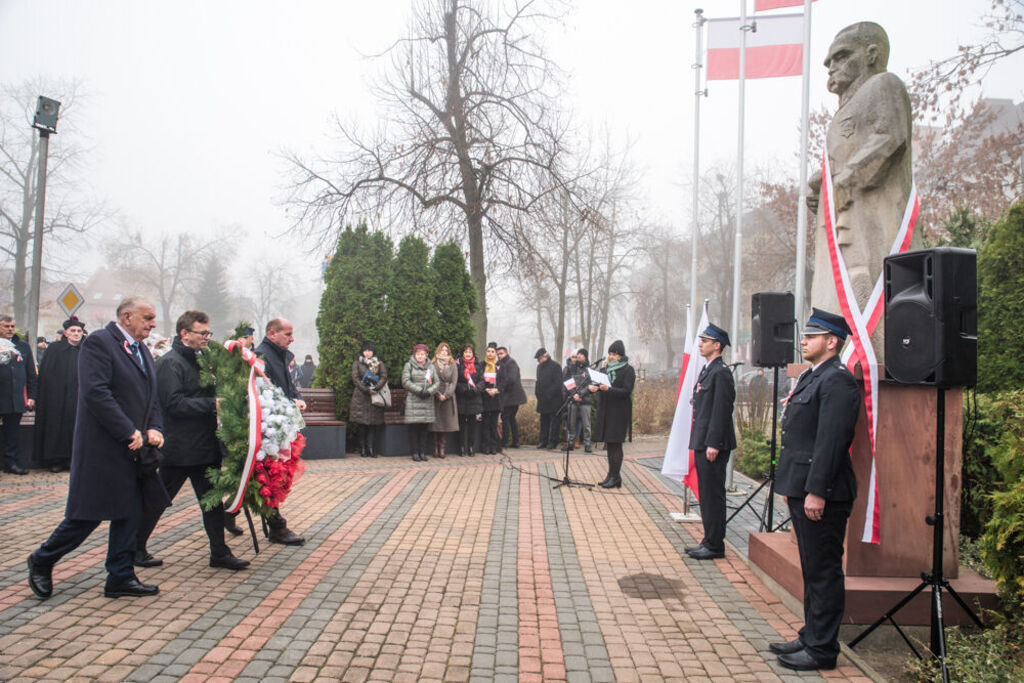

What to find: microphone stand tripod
left=553, top=390, right=593, bottom=490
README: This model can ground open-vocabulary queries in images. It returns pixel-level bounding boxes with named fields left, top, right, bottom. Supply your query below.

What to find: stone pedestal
left=749, top=364, right=998, bottom=625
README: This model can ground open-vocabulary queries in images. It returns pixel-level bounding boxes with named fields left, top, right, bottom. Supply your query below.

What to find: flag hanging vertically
left=662, top=303, right=709, bottom=499
left=706, top=13, right=804, bottom=80
left=755, top=0, right=816, bottom=11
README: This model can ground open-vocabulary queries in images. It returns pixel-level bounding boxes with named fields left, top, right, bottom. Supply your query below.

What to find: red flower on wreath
left=255, top=433, right=308, bottom=508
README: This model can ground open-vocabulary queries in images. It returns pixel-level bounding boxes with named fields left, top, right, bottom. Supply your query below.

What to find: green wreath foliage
left=197, top=341, right=274, bottom=516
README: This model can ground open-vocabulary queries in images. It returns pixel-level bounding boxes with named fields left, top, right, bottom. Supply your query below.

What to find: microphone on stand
left=591, top=356, right=606, bottom=369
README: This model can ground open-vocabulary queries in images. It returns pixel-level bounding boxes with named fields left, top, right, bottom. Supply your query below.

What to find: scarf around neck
left=606, top=357, right=628, bottom=384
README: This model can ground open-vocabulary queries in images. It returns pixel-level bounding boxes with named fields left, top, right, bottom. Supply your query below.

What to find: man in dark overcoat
left=495, top=346, right=527, bottom=448
left=254, top=318, right=306, bottom=545
left=135, top=310, right=249, bottom=571
left=770, top=308, right=860, bottom=671
left=0, top=314, right=37, bottom=474
left=28, top=297, right=170, bottom=599
left=534, top=348, right=564, bottom=449
left=686, top=323, right=737, bottom=561
left=33, top=317, right=85, bottom=472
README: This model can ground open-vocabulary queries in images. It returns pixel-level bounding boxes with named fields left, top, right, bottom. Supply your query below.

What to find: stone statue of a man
left=808, top=22, right=922, bottom=362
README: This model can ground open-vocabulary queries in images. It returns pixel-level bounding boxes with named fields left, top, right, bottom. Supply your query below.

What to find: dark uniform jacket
left=256, top=337, right=301, bottom=400
left=688, top=356, right=737, bottom=451
left=593, top=362, right=635, bottom=444
left=775, top=355, right=861, bottom=501
left=156, top=338, right=220, bottom=468
left=534, top=359, right=564, bottom=414
left=66, top=322, right=168, bottom=521
left=496, top=356, right=527, bottom=409
left=0, top=334, right=37, bottom=414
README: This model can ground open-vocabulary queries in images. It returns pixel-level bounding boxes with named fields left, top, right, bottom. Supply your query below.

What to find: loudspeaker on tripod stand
left=884, top=247, right=977, bottom=387
left=751, top=291, right=795, bottom=367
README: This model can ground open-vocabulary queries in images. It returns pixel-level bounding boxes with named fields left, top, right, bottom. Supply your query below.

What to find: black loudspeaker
left=32, top=96, right=61, bottom=133
left=884, top=247, right=977, bottom=387
left=751, top=291, right=795, bottom=367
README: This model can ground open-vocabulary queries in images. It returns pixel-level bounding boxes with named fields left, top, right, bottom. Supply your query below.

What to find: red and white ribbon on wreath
left=821, top=149, right=918, bottom=544
left=223, top=340, right=268, bottom=514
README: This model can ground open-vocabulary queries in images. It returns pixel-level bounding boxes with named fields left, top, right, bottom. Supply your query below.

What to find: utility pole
left=27, top=96, right=61, bottom=346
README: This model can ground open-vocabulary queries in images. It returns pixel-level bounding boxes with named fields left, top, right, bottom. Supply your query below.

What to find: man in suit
left=28, top=297, right=171, bottom=599
left=685, top=323, right=737, bottom=561
left=254, top=318, right=306, bottom=545
left=770, top=308, right=861, bottom=671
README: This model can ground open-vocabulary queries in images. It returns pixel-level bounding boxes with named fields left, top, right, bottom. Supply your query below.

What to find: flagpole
left=727, top=0, right=750, bottom=492
left=690, top=8, right=706, bottom=318
left=793, top=0, right=812, bottom=359
left=682, top=304, right=694, bottom=516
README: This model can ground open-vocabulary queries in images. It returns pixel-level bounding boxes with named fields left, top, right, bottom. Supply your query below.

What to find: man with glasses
left=134, top=311, right=249, bottom=571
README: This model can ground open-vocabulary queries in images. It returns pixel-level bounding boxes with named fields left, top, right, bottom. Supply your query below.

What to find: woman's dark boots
left=359, top=430, right=370, bottom=458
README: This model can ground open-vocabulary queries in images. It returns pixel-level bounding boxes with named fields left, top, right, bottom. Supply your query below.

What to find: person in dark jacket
left=534, top=348, right=564, bottom=449
left=455, top=344, right=483, bottom=456
left=134, top=311, right=249, bottom=571
left=590, top=339, right=635, bottom=488
left=254, top=318, right=306, bottom=545
left=298, top=354, right=317, bottom=389
left=28, top=297, right=169, bottom=599
left=481, top=343, right=502, bottom=454
left=33, top=317, right=85, bottom=472
left=564, top=348, right=593, bottom=452
left=685, top=323, right=737, bottom=561
left=496, top=346, right=527, bottom=448
left=350, top=342, right=387, bottom=458
left=0, top=315, right=38, bottom=475
left=769, top=308, right=860, bottom=672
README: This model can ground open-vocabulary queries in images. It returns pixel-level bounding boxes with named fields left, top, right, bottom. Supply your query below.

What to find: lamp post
left=27, top=96, right=60, bottom=347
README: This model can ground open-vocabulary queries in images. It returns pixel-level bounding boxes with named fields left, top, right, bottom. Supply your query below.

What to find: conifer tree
left=977, top=202, right=1024, bottom=393
left=384, top=235, right=437, bottom=370
left=430, top=242, right=477, bottom=351
left=192, top=255, right=233, bottom=337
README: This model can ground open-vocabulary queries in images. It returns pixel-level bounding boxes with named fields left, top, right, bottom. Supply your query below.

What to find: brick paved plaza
left=0, top=438, right=875, bottom=681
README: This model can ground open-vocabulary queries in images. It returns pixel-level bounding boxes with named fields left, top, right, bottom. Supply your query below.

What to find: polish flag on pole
left=755, top=0, right=816, bottom=11
left=706, top=13, right=804, bottom=80
left=662, top=303, right=709, bottom=499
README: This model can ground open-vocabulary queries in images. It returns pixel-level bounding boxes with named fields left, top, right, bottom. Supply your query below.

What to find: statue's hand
left=834, top=168, right=855, bottom=211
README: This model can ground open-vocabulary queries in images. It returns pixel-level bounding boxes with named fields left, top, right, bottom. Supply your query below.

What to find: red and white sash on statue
left=224, top=340, right=268, bottom=514
left=821, top=149, right=918, bottom=544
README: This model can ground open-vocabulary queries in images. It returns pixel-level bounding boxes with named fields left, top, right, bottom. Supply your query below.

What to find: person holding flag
left=770, top=308, right=860, bottom=671
left=685, top=323, right=736, bottom=561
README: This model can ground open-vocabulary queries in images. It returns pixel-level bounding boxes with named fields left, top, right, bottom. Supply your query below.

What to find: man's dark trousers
left=538, top=412, right=559, bottom=446
left=34, top=497, right=140, bottom=585
left=1, top=413, right=22, bottom=468
left=137, top=465, right=228, bottom=557
left=500, top=405, right=520, bottom=447
left=694, top=448, right=730, bottom=553
left=788, top=496, right=852, bottom=662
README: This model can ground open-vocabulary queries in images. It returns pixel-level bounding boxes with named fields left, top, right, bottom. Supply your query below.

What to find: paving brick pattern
left=0, top=439, right=874, bottom=681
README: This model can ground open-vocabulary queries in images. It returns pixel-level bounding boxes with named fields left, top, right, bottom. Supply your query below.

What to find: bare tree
left=284, top=0, right=569, bottom=348
left=105, top=228, right=223, bottom=336
left=235, top=257, right=297, bottom=334
left=633, top=227, right=690, bottom=370
left=0, top=80, right=107, bottom=322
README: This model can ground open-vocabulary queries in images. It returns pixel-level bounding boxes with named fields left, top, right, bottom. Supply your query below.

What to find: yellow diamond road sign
left=58, top=284, right=84, bottom=318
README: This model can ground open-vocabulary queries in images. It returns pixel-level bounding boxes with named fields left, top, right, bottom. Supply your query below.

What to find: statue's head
left=825, top=22, right=889, bottom=96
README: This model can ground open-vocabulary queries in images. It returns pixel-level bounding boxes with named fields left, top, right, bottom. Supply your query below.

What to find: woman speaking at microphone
left=589, top=339, right=635, bottom=488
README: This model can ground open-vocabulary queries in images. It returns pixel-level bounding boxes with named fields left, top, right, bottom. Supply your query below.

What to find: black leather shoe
left=210, top=554, right=250, bottom=570
left=104, top=579, right=159, bottom=598
left=597, top=476, right=611, bottom=487
left=599, top=476, right=621, bottom=489
left=4, top=464, right=28, bottom=475
left=133, top=550, right=163, bottom=568
left=777, top=649, right=835, bottom=671
left=684, top=543, right=706, bottom=555
left=584, top=446, right=593, bottom=453
left=224, top=517, right=244, bottom=537
left=27, top=555, right=52, bottom=599
left=688, top=546, right=725, bottom=560
left=769, top=638, right=804, bottom=655
left=267, top=526, right=305, bottom=546
left=537, top=442, right=548, bottom=449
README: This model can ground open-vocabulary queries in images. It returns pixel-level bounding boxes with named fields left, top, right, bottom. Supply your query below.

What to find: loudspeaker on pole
left=751, top=291, right=795, bottom=368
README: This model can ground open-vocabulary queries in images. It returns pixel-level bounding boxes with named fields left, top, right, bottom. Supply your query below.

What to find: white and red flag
left=755, top=0, right=816, bottom=11
left=662, top=303, right=709, bottom=499
left=706, top=13, right=804, bottom=80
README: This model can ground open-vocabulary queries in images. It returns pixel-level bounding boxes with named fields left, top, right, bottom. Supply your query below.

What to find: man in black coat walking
left=496, top=346, right=527, bottom=449
left=28, top=297, right=170, bottom=599
left=769, top=308, right=860, bottom=671
left=254, top=318, right=306, bottom=545
left=0, top=315, right=37, bottom=475
left=685, top=323, right=737, bottom=561
left=135, top=311, right=249, bottom=571
left=533, top=348, right=564, bottom=449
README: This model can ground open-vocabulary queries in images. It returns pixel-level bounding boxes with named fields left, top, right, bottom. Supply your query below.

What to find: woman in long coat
left=480, top=343, right=502, bottom=455
left=428, top=342, right=458, bottom=458
left=455, top=343, right=483, bottom=456
left=402, top=343, right=439, bottom=461
left=350, top=341, right=387, bottom=458
left=589, top=339, right=635, bottom=488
